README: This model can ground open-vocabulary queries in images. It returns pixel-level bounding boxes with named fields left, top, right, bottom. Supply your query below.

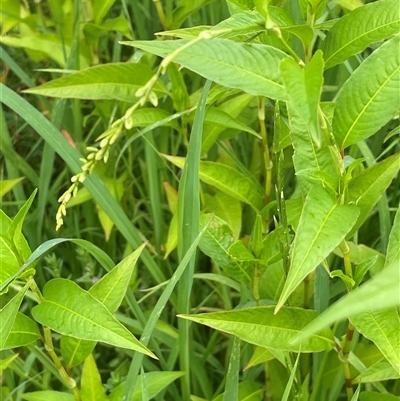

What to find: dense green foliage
left=1, top=1, right=399, bottom=400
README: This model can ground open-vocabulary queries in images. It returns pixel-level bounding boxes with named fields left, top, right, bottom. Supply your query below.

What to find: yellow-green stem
left=153, top=0, right=167, bottom=31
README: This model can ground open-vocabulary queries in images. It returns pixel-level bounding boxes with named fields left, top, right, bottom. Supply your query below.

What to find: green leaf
left=22, top=392, right=75, bottom=401
left=359, top=391, right=400, bottom=401
left=212, top=381, right=264, bottom=401
left=93, top=0, right=117, bottom=24
left=351, top=308, right=400, bottom=374
left=223, top=336, right=241, bottom=401
left=245, top=346, right=280, bottom=370
left=3, top=312, right=40, bottom=350
left=385, top=206, right=400, bottom=267
left=0, top=177, right=24, bottom=198
left=179, top=306, right=334, bottom=352
left=291, top=259, right=400, bottom=344
left=354, top=358, right=400, bottom=383
left=167, top=0, right=216, bottom=29
left=322, top=0, right=400, bottom=69
left=109, top=372, right=185, bottom=401
left=0, top=353, right=19, bottom=374
left=61, top=244, right=146, bottom=367
left=121, top=39, right=289, bottom=101
left=332, top=35, right=400, bottom=149
left=199, top=215, right=252, bottom=283
left=81, top=354, right=109, bottom=401
left=31, top=279, right=156, bottom=358
left=281, top=50, right=324, bottom=146
left=204, top=191, right=242, bottom=240
left=275, top=186, right=359, bottom=312
left=24, top=63, right=168, bottom=102
left=0, top=282, right=29, bottom=350
left=164, top=156, right=264, bottom=211
left=347, top=153, right=400, bottom=235
left=0, top=235, right=20, bottom=292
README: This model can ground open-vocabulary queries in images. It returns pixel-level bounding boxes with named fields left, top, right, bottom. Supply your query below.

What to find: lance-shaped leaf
left=31, top=279, right=156, bottom=358
left=347, top=153, right=400, bottom=236
left=322, top=0, right=400, bottom=69
left=332, top=34, right=400, bottom=149
left=354, top=358, right=400, bottom=383
left=351, top=308, right=400, bottom=374
left=81, top=354, right=109, bottom=401
left=24, top=63, right=168, bottom=102
left=164, top=155, right=264, bottom=211
left=179, top=306, right=334, bottom=352
left=61, top=244, right=146, bottom=367
left=121, top=39, right=289, bottom=100
left=385, top=206, right=400, bottom=267
left=281, top=50, right=324, bottom=146
left=0, top=283, right=29, bottom=350
left=3, top=313, right=40, bottom=350
left=275, top=186, right=359, bottom=312
left=291, top=259, right=400, bottom=344
left=21, top=391, right=75, bottom=401
left=359, top=392, right=400, bottom=401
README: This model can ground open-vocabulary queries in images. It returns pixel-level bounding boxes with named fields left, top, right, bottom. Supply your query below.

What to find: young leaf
left=347, top=153, right=400, bottom=236
left=291, top=259, right=400, bottom=344
left=350, top=308, right=400, bottom=374
left=3, top=312, right=40, bottom=350
left=121, top=39, right=289, bottom=100
left=275, top=185, right=359, bottom=312
left=0, top=283, right=29, bottom=350
left=385, top=206, right=400, bottom=267
left=108, top=372, right=185, bottom=401
left=81, top=354, right=109, bottom=401
left=164, top=156, right=264, bottom=211
left=332, top=35, right=400, bottom=149
left=179, top=306, right=334, bottom=352
left=24, top=63, right=168, bottom=101
left=281, top=50, right=324, bottom=146
left=31, top=279, right=156, bottom=358
left=322, top=0, right=400, bottom=69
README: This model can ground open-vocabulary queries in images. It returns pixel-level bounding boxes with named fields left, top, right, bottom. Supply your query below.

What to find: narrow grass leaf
left=385, top=206, right=400, bottom=267
left=282, top=351, right=301, bottom=401
left=223, top=336, right=240, bottom=401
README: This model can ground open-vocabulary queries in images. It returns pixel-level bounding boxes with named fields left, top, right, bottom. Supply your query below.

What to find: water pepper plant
left=1, top=0, right=399, bottom=400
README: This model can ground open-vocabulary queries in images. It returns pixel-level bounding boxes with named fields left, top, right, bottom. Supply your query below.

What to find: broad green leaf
left=109, top=371, right=185, bottom=401
left=332, top=35, right=400, bottom=149
left=0, top=282, right=29, bottom=350
left=31, top=279, right=156, bottom=358
left=128, top=108, right=179, bottom=130
left=167, top=0, right=216, bottom=29
left=347, top=153, right=400, bottom=236
left=93, top=0, right=117, bottom=24
left=199, top=215, right=252, bottom=283
left=359, top=392, right=399, bottom=401
left=213, top=380, right=263, bottom=401
left=354, top=358, right=400, bottom=383
left=205, top=191, right=242, bottom=240
left=0, top=35, right=90, bottom=68
left=61, top=244, right=146, bottom=367
left=322, top=0, right=400, bottom=69
left=292, top=259, right=400, bottom=344
left=259, top=261, right=285, bottom=301
left=385, top=206, right=400, bottom=267
left=24, top=63, right=168, bottom=102
left=287, top=99, right=338, bottom=195
left=202, top=94, right=253, bottom=154
left=0, top=177, right=24, bottom=198
left=164, top=155, right=264, bottom=211
left=275, top=186, right=359, bottom=312
left=299, top=0, right=328, bottom=19
left=81, top=354, right=109, bottom=401
left=90, top=243, right=146, bottom=311
left=3, top=312, right=40, bottom=350
left=333, top=0, right=363, bottom=11
left=122, top=39, right=289, bottom=101
left=22, top=392, right=75, bottom=401
left=245, top=346, right=282, bottom=370
left=281, top=50, right=324, bottom=146
left=351, top=308, right=400, bottom=374
left=179, top=306, right=334, bottom=352
left=0, top=235, right=20, bottom=291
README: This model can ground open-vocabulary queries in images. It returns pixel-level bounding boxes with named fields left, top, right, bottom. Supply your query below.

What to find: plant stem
left=153, top=0, right=168, bottom=31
